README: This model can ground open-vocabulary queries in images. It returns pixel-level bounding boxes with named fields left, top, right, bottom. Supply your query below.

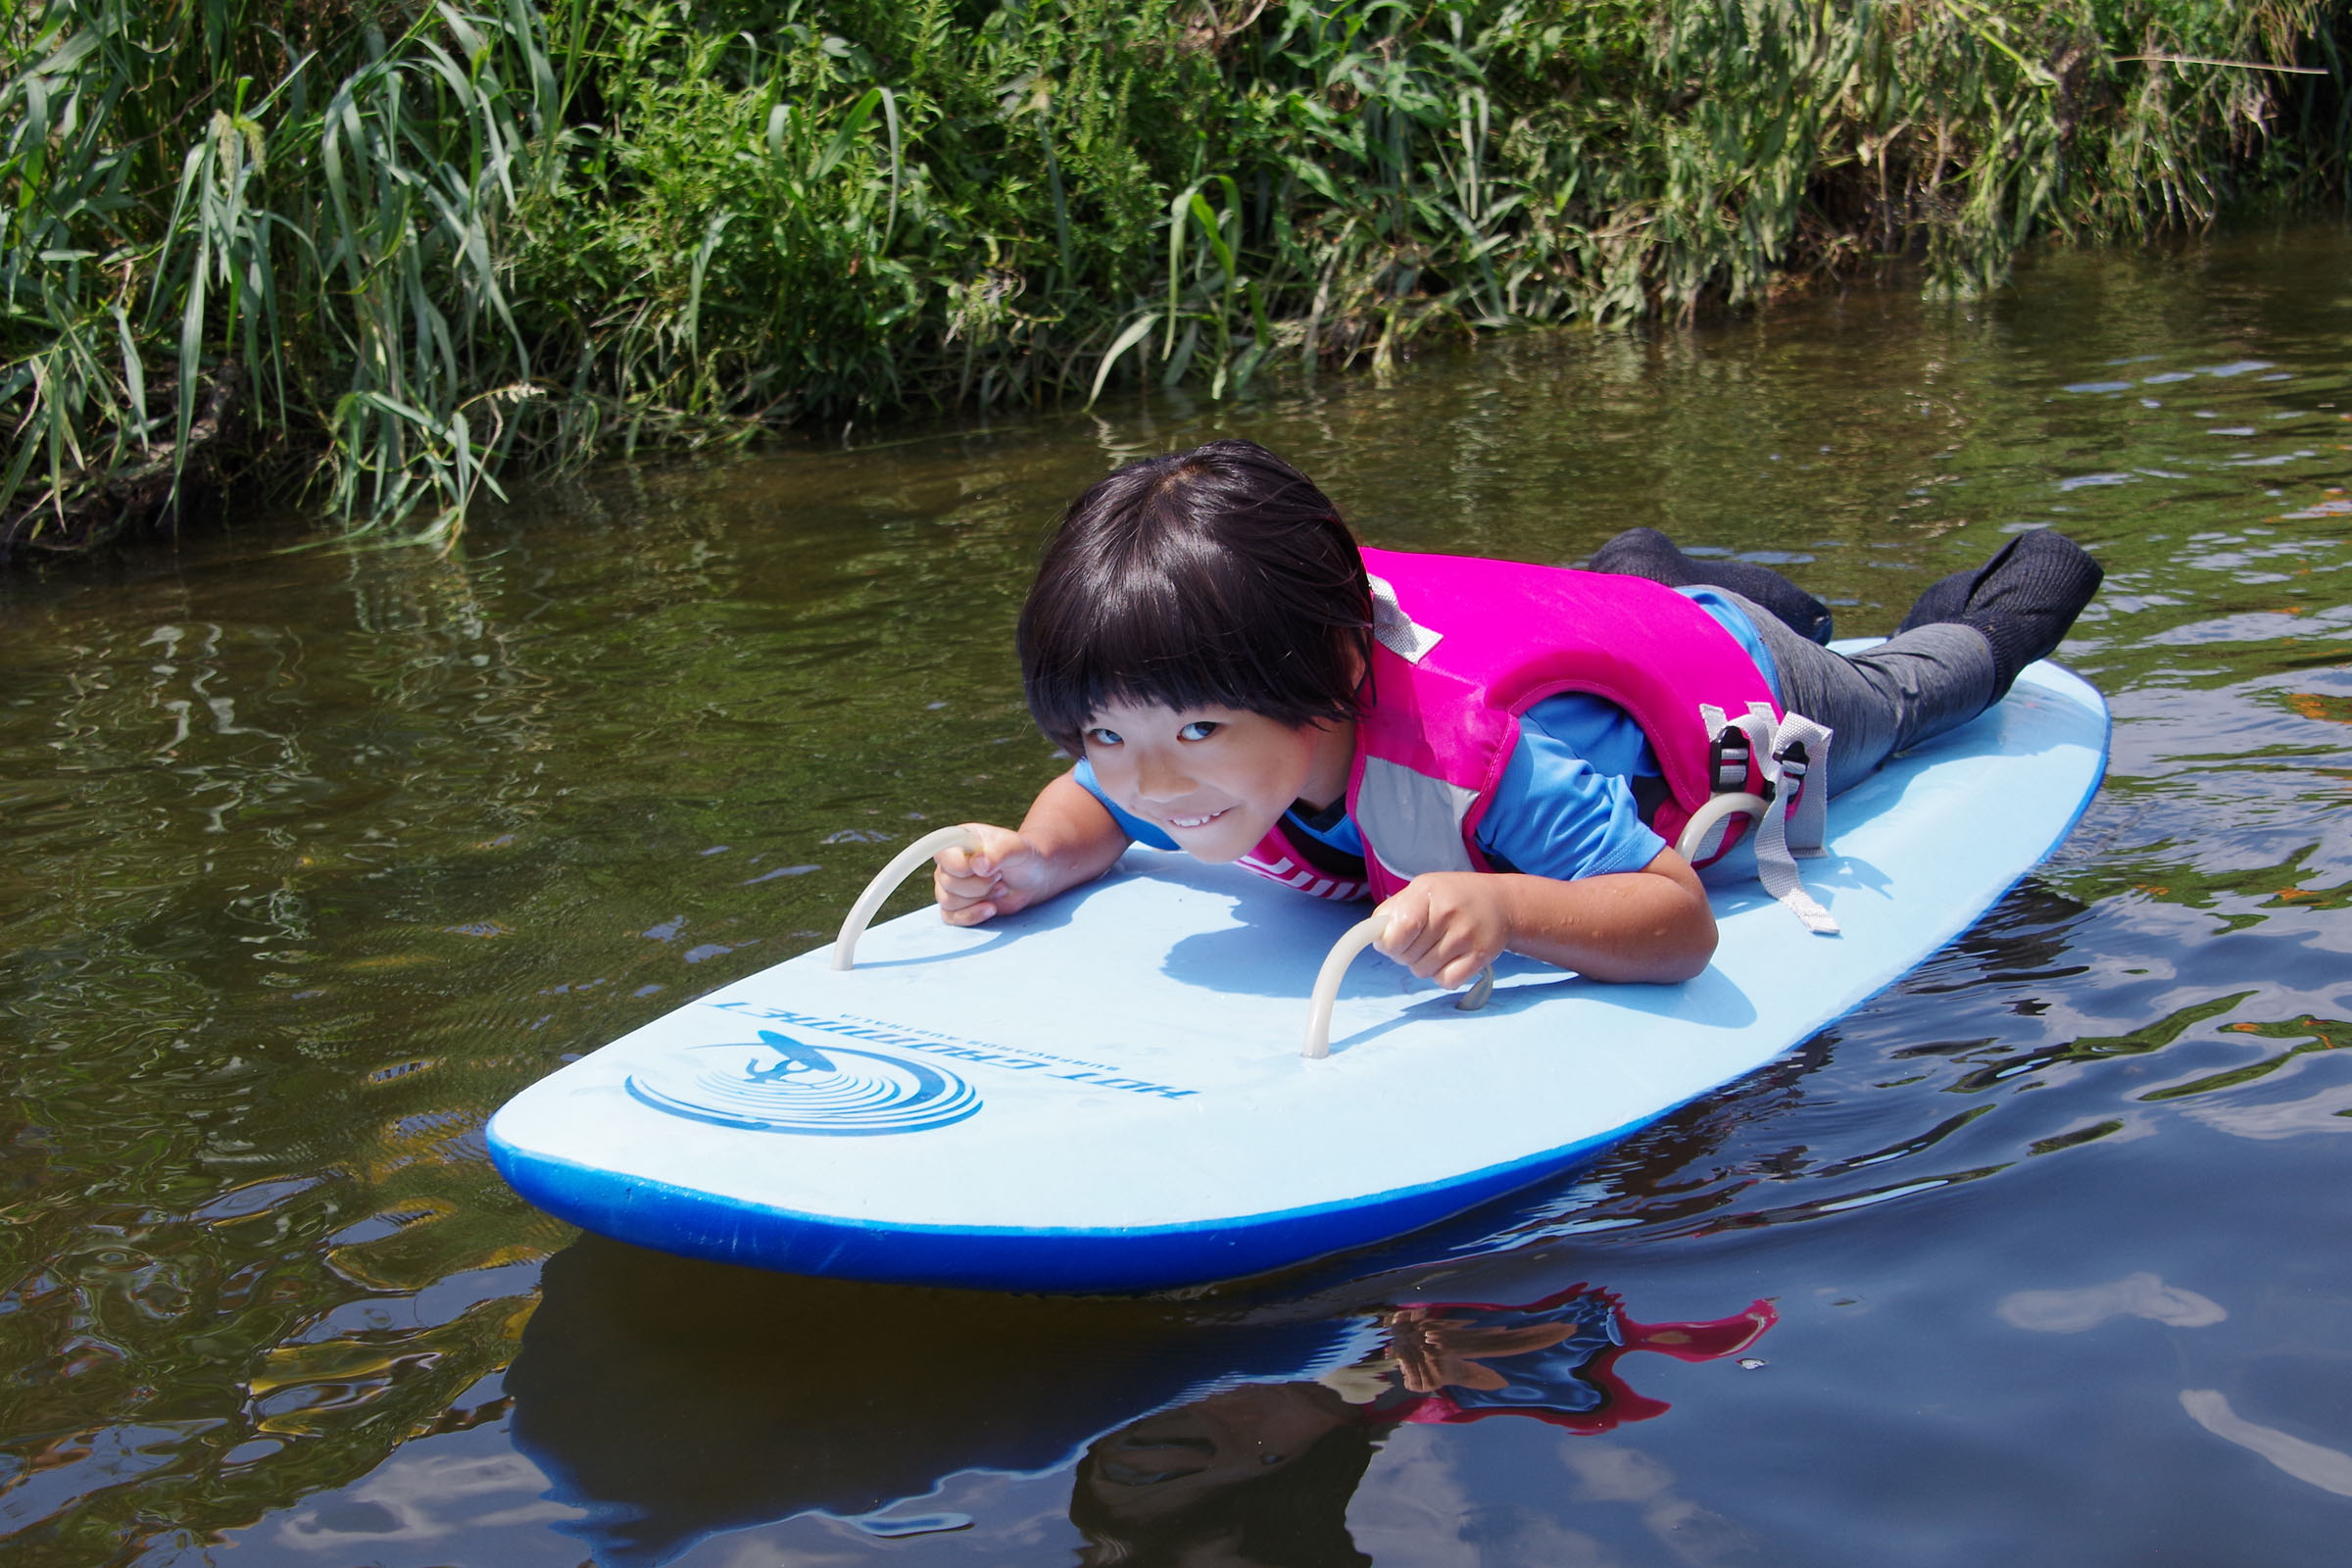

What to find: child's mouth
left=1164, top=808, right=1231, bottom=831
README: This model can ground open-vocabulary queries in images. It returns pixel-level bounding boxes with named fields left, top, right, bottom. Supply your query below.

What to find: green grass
left=5, top=0, right=2347, bottom=553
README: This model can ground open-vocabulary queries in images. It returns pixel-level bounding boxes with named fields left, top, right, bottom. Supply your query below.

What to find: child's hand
left=1373, top=873, right=1512, bottom=990
left=929, top=774, right=1137, bottom=928
left=1378, top=855, right=1716, bottom=986
left=933, top=823, right=1051, bottom=926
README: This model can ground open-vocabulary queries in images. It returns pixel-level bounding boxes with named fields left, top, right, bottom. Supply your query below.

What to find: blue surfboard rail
left=489, top=657, right=2109, bottom=1294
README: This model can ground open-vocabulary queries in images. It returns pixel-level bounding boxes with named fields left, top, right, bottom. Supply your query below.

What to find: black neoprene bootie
left=1891, top=565, right=1974, bottom=635
left=1589, top=526, right=1837, bottom=644
left=1898, top=528, right=2103, bottom=702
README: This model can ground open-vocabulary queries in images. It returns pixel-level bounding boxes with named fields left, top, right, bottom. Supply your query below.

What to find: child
left=934, top=440, right=2100, bottom=988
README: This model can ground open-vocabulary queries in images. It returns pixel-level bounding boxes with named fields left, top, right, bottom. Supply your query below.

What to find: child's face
left=1081, top=1382, right=1353, bottom=1521
left=1081, top=698, right=1352, bottom=864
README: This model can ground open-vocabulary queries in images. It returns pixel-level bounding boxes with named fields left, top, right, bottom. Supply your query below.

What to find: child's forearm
left=1376, top=852, right=1717, bottom=987
left=1491, top=858, right=1718, bottom=983
left=1014, top=771, right=1134, bottom=898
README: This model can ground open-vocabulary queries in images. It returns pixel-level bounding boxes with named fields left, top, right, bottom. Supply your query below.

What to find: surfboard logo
left=625, top=1030, right=982, bottom=1136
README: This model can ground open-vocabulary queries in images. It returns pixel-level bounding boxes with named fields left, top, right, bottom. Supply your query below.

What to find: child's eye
left=1178, top=721, right=1221, bottom=741
left=1085, top=727, right=1123, bottom=748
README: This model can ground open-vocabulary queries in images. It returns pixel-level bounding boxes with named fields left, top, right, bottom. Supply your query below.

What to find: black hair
left=1068, top=1420, right=1378, bottom=1568
left=1018, top=440, right=1374, bottom=753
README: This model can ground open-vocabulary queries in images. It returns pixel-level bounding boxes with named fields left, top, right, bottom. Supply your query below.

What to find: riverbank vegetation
left=6, top=0, right=2348, bottom=557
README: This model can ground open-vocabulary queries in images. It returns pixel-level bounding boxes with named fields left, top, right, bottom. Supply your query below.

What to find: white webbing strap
left=1702, top=703, right=1779, bottom=780
left=1696, top=703, right=1838, bottom=935
left=1777, top=713, right=1832, bottom=858
left=1754, top=712, right=1838, bottom=933
left=1697, top=703, right=1738, bottom=789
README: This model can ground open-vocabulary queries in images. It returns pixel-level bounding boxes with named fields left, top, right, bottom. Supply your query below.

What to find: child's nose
left=1134, top=751, right=1195, bottom=801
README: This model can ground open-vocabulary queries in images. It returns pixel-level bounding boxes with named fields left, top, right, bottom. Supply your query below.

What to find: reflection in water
left=1997, top=1272, right=2226, bottom=1333
left=506, top=1239, right=1369, bottom=1566
left=272, top=1450, right=583, bottom=1550
left=1072, top=1289, right=1773, bottom=1568
left=2178, top=1391, right=2352, bottom=1500
left=507, top=1239, right=1768, bottom=1568
left=1077, top=1386, right=1376, bottom=1568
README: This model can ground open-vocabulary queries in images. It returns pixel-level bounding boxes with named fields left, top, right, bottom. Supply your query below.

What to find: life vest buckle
left=1692, top=705, right=1839, bottom=935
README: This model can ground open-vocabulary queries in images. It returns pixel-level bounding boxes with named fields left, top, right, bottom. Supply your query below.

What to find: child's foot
left=1890, top=565, right=1974, bottom=634
left=1895, top=529, right=2103, bottom=702
left=1588, top=527, right=1837, bottom=644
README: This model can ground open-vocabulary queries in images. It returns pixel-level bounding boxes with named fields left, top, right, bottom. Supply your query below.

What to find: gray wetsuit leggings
left=1711, top=591, right=1997, bottom=797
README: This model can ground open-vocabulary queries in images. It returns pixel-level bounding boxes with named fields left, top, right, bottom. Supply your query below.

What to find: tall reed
left=4, top=1, right=2346, bottom=554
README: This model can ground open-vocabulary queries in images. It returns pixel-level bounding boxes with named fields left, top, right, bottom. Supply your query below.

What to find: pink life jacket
left=1235, top=548, right=1781, bottom=903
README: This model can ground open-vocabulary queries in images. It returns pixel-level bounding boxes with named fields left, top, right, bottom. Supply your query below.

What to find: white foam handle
left=833, top=826, right=984, bottom=970
left=1302, top=912, right=1494, bottom=1060
left=1674, top=791, right=1768, bottom=862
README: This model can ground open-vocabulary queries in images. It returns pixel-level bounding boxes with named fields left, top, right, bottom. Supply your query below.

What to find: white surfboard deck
left=489, top=657, right=2108, bottom=1294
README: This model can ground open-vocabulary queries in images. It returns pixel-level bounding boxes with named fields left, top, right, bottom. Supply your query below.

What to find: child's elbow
left=1625, top=849, right=1715, bottom=984
left=1651, top=906, right=1718, bottom=984
left=1643, top=939, right=1714, bottom=985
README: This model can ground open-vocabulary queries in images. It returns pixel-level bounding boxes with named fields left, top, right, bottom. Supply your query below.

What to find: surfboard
left=487, top=655, right=2108, bottom=1295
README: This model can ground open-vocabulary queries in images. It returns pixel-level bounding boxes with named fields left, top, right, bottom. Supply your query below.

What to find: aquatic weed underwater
left=4, top=0, right=2347, bottom=550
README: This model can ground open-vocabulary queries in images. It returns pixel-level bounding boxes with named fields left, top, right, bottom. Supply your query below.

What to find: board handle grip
left=1674, top=791, right=1768, bottom=861
left=834, top=826, right=984, bottom=970
left=1302, top=913, right=1494, bottom=1060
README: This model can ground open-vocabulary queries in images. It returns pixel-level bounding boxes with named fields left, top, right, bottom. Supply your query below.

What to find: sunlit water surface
left=6, top=229, right=2352, bottom=1567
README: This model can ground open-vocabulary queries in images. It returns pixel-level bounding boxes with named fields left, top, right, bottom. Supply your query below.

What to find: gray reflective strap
left=1692, top=702, right=1838, bottom=932
left=1695, top=703, right=1776, bottom=790
left=1698, top=703, right=1752, bottom=793
left=1690, top=703, right=1763, bottom=862
left=1354, top=756, right=1479, bottom=879
left=1778, top=713, right=1833, bottom=857
left=1754, top=711, right=1838, bottom=934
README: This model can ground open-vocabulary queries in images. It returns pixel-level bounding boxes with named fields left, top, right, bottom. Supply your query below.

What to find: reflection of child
left=1073, top=1382, right=1378, bottom=1568
left=1367, top=1285, right=1776, bottom=1430
left=1070, top=1285, right=1775, bottom=1568
left=938, top=440, right=2100, bottom=986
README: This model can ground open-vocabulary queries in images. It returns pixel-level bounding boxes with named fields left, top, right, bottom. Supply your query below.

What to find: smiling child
left=933, top=440, right=2100, bottom=988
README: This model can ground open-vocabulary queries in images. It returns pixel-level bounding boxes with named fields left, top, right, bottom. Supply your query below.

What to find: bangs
left=1018, top=442, right=1372, bottom=751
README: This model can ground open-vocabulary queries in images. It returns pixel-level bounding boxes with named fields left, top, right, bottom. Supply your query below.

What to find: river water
left=5, top=227, right=2351, bottom=1567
